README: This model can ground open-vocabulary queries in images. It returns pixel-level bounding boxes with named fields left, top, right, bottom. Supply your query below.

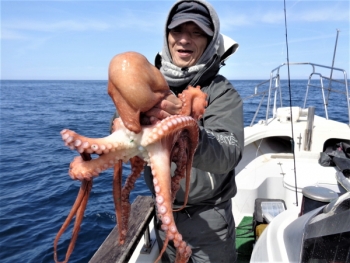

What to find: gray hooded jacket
left=143, top=0, right=244, bottom=207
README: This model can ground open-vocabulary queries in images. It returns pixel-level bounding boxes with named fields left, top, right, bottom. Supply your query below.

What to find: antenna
left=283, top=0, right=298, bottom=206
left=329, top=29, right=340, bottom=81
left=326, top=29, right=340, bottom=105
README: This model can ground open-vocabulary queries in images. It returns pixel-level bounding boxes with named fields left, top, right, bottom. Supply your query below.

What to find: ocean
left=0, top=79, right=348, bottom=263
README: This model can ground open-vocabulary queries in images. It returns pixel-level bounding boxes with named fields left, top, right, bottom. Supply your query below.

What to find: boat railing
left=89, top=196, right=155, bottom=263
left=246, top=62, right=349, bottom=127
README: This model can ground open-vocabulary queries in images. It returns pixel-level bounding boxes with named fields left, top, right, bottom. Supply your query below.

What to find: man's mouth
left=178, top=49, right=193, bottom=54
left=177, top=49, right=193, bottom=59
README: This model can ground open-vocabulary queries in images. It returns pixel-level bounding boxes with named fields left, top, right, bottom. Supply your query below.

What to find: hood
left=162, top=0, right=220, bottom=66
left=159, top=0, right=239, bottom=88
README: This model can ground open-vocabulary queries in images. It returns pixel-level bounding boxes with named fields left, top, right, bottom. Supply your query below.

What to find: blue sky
left=1, top=0, right=349, bottom=80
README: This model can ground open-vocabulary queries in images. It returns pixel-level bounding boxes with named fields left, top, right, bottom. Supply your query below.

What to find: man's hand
left=141, top=92, right=182, bottom=125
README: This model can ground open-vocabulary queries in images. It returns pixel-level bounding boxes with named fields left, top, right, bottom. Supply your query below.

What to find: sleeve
left=192, top=76, right=244, bottom=174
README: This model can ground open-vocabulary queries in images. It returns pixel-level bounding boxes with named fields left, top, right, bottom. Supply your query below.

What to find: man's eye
left=171, top=28, right=181, bottom=33
left=193, top=31, right=205, bottom=36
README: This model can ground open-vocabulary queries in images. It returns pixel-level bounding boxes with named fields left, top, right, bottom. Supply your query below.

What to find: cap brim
left=168, top=19, right=213, bottom=36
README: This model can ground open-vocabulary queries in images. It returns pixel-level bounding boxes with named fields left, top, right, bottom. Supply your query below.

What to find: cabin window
left=261, top=136, right=293, bottom=153
left=322, top=138, right=350, bottom=152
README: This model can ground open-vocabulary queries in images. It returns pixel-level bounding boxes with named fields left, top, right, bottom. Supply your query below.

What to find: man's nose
left=178, top=32, right=192, bottom=44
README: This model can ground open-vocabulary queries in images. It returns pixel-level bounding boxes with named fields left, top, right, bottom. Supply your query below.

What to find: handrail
left=89, top=196, right=155, bottom=263
left=245, top=62, right=349, bottom=127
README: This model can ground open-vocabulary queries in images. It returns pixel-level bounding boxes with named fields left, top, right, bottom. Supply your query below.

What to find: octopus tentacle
left=175, top=245, right=193, bottom=263
left=168, top=127, right=198, bottom=213
left=148, top=146, right=178, bottom=261
left=179, top=85, right=208, bottom=120
left=61, top=124, right=136, bottom=155
left=146, top=127, right=197, bottom=262
left=68, top=148, right=140, bottom=181
left=175, top=128, right=198, bottom=213
left=155, top=236, right=169, bottom=263
left=58, top=117, right=198, bottom=262
left=170, top=143, right=183, bottom=202
left=54, top=179, right=92, bottom=263
left=119, top=156, right=145, bottom=243
left=143, top=115, right=199, bottom=213
left=113, top=157, right=146, bottom=245
left=112, top=160, right=123, bottom=244
left=171, top=137, right=189, bottom=206
left=141, top=115, right=197, bottom=146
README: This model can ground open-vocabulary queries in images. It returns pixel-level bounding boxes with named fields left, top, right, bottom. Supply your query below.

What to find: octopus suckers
left=156, top=195, right=164, bottom=204
left=62, top=133, right=69, bottom=140
left=169, top=224, right=177, bottom=233
left=91, top=144, right=99, bottom=150
left=154, top=185, right=160, bottom=193
left=74, top=140, right=82, bottom=147
left=162, top=215, right=171, bottom=225
left=158, top=205, right=167, bottom=214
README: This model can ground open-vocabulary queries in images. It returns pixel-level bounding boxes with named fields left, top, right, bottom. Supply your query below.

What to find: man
left=111, top=0, right=243, bottom=262
left=142, top=1, right=244, bottom=262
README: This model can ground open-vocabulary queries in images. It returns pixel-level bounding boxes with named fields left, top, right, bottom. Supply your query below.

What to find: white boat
left=232, top=60, right=350, bottom=262
left=90, top=42, right=350, bottom=263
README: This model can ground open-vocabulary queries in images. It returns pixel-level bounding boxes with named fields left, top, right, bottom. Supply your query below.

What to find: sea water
left=0, top=79, right=348, bottom=262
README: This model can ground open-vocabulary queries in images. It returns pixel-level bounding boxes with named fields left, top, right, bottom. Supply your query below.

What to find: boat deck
left=233, top=152, right=341, bottom=225
left=236, top=216, right=255, bottom=263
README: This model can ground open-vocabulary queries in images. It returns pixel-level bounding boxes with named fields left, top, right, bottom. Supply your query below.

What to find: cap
left=168, top=2, right=214, bottom=36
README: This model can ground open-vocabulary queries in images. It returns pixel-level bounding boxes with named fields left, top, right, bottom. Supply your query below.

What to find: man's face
left=168, top=22, right=209, bottom=68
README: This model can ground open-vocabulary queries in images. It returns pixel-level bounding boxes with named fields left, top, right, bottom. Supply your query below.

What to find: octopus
left=53, top=51, right=208, bottom=263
